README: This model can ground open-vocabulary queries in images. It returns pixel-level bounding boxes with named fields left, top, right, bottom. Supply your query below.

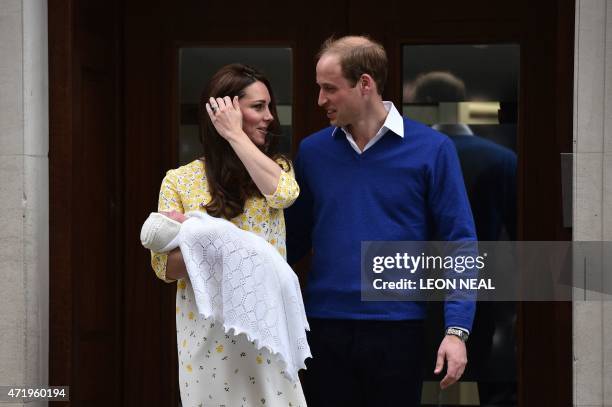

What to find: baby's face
left=160, top=210, right=187, bottom=223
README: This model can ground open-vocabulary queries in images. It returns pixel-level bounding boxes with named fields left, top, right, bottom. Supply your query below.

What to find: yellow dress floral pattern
left=150, top=159, right=305, bottom=407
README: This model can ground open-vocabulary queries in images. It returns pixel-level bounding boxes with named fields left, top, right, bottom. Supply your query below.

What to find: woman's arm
left=151, top=172, right=188, bottom=283
left=165, top=248, right=187, bottom=280
left=160, top=210, right=188, bottom=280
left=262, top=158, right=300, bottom=209
left=227, top=132, right=281, bottom=195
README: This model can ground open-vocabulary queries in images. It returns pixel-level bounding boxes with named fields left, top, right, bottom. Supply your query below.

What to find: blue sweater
left=286, top=117, right=477, bottom=330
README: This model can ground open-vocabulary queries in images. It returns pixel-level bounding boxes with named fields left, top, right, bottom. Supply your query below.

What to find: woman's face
left=239, top=81, right=274, bottom=146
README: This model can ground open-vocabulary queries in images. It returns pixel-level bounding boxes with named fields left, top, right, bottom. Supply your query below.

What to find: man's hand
left=434, top=335, right=467, bottom=389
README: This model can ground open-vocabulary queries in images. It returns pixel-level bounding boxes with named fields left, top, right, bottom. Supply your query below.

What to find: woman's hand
left=205, top=95, right=282, bottom=196
left=205, top=96, right=247, bottom=143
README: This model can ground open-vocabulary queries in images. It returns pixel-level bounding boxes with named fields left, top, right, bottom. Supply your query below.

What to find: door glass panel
left=178, top=47, right=292, bottom=165
left=402, top=44, right=520, bottom=406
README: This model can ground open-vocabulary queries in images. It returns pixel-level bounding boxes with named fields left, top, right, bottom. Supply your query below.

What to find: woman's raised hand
left=205, top=96, right=245, bottom=142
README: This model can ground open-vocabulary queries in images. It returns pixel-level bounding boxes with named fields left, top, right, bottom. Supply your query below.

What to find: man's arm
left=428, top=138, right=478, bottom=388
left=285, top=146, right=314, bottom=265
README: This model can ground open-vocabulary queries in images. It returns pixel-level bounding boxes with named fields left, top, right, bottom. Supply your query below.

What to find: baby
left=139, top=209, right=311, bottom=382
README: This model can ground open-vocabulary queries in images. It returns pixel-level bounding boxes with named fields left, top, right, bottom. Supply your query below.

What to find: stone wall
left=573, top=0, right=612, bottom=405
left=0, top=1, right=49, bottom=406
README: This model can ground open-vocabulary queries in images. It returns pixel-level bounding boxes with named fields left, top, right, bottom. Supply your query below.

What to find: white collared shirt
left=332, top=101, right=404, bottom=154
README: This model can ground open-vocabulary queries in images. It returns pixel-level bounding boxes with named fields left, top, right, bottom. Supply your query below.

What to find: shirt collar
left=380, top=101, right=404, bottom=138
left=331, top=101, right=404, bottom=138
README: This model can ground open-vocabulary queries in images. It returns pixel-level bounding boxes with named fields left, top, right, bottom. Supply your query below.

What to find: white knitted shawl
left=161, top=211, right=311, bottom=382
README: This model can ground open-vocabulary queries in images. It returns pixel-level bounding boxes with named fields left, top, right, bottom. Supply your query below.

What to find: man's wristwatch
left=445, top=327, right=469, bottom=342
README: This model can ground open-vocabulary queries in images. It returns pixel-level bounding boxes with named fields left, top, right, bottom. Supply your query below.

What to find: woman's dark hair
left=199, top=63, right=289, bottom=220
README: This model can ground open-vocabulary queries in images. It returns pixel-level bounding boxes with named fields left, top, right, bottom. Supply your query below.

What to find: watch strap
left=446, top=327, right=469, bottom=342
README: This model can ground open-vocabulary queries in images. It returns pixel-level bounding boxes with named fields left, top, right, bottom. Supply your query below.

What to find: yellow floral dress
left=151, top=159, right=306, bottom=407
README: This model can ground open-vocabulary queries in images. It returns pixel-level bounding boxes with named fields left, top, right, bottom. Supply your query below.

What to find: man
left=286, top=35, right=476, bottom=406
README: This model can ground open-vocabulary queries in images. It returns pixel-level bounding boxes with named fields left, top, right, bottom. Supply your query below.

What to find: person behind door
left=149, top=63, right=307, bottom=407
left=286, top=36, right=477, bottom=406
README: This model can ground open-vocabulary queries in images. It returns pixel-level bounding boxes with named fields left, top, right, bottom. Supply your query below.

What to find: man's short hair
left=318, top=35, right=388, bottom=95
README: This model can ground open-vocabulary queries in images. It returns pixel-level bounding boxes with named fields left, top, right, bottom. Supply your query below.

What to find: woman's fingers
left=207, top=96, right=242, bottom=134
left=208, top=97, right=219, bottom=112
left=216, top=97, right=227, bottom=110
left=208, top=96, right=239, bottom=116
left=205, top=102, right=214, bottom=118
left=204, top=95, right=243, bottom=142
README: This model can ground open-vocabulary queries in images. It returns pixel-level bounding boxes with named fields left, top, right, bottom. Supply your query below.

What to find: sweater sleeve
left=262, top=158, right=300, bottom=209
left=428, top=138, right=478, bottom=331
left=428, top=138, right=477, bottom=243
left=150, top=170, right=184, bottom=283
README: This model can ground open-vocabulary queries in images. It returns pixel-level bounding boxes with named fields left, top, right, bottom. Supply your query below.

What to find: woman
left=150, top=64, right=306, bottom=406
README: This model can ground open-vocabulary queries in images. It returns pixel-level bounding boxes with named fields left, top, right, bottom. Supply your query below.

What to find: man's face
left=316, top=54, right=361, bottom=127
